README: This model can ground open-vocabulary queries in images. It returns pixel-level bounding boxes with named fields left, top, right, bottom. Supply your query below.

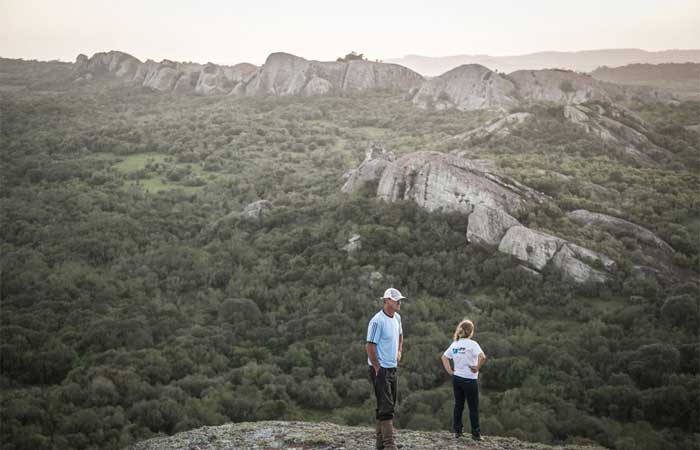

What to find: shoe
left=472, top=433, right=482, bottom=441
left=375, top=420, right=384, bottom=450
left=380, top=420, right=398, bottom=450
left=455, top=432, right=464, bottom=438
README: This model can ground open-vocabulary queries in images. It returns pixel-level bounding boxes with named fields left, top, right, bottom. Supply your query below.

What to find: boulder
left=412, top=64, right=519, bottom=111
left=242, top=200, right=273, bottom=221
left=342, top=144, right=396, bottom=193
left=466, top=204, right=520, bottom=246
left=377, top=151, right=545, bottom=215
left=342, top=234, right=362, bottom=253
left=498, top=226, right=564, bottom=270
left=551, top=243, right=611, bottom=283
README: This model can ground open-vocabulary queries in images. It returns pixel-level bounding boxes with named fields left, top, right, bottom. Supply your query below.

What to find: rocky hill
left=344, top=150, right=625, bottom=284
left=121, top=421, right=607, bottom=450
left=72, top=50, right=423, bottom=96
left=411, top=64, right=519, bottom=111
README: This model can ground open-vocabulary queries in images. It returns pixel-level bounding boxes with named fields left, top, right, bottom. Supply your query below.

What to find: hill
left=591, top=63, right=700, bottom=100
left=1, top=57, right=698, bottom=450
left=386, top=49, right=700, bottom=77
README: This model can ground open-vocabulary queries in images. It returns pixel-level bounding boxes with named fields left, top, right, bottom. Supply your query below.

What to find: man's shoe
left=375, top=420, right=384, bottom=450
left=472, top=433, right=482, bottom=441
left=455, top=432, right=464, bottom=438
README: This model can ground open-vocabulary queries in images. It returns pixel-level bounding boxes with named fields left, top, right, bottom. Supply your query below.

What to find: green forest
left=1, top=61, right=699, bottom=450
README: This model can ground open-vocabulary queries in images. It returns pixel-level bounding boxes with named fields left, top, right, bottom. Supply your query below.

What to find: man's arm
left=366, top=343, right=380, bottom=375
left=397, top=334, right=403, bottom=362
left=441, top=355, right=453, bottom=375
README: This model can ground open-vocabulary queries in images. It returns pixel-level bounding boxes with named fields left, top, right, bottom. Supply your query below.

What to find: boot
left=380, top=420, right=398, bottom=450
left=375, top=420, right=384, bottom=449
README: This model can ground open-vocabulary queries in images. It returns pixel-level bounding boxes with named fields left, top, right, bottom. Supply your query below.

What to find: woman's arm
left=470, top=352, right=487, bottom=373
left=441, top=355, right=453, bottom=376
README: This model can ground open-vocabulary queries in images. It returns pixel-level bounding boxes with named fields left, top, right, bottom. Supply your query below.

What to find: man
left=366, top=287, right=405, bottom=450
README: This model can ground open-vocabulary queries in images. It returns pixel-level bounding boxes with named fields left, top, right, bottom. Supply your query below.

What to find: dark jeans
left=453, top=375, right=479, bottom=435
left=368, top=366, right=398, bottom=420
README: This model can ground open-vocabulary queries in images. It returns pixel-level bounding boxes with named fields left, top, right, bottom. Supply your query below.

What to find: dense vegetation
left=1, top=66, right=699, bottom=450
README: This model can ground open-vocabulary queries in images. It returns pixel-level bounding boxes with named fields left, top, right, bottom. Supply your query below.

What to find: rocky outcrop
left=466, top=204, right=520, bottom=246
left=563, top=104, right=670, bottom=164
left=567, top=209, right=674, bottom=254
left=342, top=234, right=362, bottom=253
left=376, top=151, right=545, bottom=215
left=243, top=52, right=424, bottom=97
left=73, top=51, right=257, bottom=96
left=567, top=209, right=679, bottom=279
left=122, top=420, right=606, bottom=450
left=370, top=152, right=614, bottom=283
left=242, top=200, right=273, bottom=221
left=81, top=51, right=142, bottom=79
left=509, top=69, right=611, bottom=104
left=412, top=64, right=519, bottom=111
left=552, top=243, right=616, bottom=284
left=342, top=144, right=396, bottom=193
left=74, top=50, right=422, bottom=97
left=496, top=226, right=614, bottom=283
left=498, top=226, right=565, bottom=270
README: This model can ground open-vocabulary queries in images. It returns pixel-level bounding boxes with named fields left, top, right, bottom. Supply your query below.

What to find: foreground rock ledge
left=122, top=421, right=606, bottom=450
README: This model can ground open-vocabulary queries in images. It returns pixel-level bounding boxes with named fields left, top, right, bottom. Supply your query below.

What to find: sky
left=2, top=0, right=699, bottom=65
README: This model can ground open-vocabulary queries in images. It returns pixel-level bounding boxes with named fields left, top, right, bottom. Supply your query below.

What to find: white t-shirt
left=443, top=338, right=484, bottom=379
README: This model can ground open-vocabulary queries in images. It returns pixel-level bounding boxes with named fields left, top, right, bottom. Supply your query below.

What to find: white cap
left=382, top=287, right=406, bottom=301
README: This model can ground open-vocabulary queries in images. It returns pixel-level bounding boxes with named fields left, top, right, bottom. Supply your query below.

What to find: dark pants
left=453, top=375, right=479, bottom=435
left=369, top=366, right=397, bottom=420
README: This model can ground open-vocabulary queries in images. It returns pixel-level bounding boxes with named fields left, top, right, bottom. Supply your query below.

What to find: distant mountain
left=386, top=49, right=700, bottom=76
left=591, top=63, right=700, bottom=99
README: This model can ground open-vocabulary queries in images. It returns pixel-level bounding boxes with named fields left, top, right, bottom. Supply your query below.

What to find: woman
left=441, top=319, right=486, bottom=440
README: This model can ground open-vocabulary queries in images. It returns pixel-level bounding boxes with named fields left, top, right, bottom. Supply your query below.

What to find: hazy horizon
left=3, top=0, right=700, bottom=66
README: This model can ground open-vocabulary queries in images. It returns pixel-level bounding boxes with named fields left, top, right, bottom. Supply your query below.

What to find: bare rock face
left=509, top=69, right=611, bottom=104
left=79, top=50, right=142, bottom=79
left=242, top=52, right=424, bottom=97
left=194, top=63, right=233, bottom=96
left=244, top=52, right=311, bottom=96
left=143, top=62, right=181, bottom=92
left=466, top=204, right=520, bottom=246
left=412, top=64, right=519, bottom=111
left=377, top=151, right=544, bottom=215
left=498, top=226, right=564, bottom=270
left=74, top=51, right=257, bottom=96
left=121, top=420, right=606, bottom=450
left=552, top=243, right=615, bottom=284
left=568, top=209, right=674, bottom=254
left=342, top=144, right=396, bottom=193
